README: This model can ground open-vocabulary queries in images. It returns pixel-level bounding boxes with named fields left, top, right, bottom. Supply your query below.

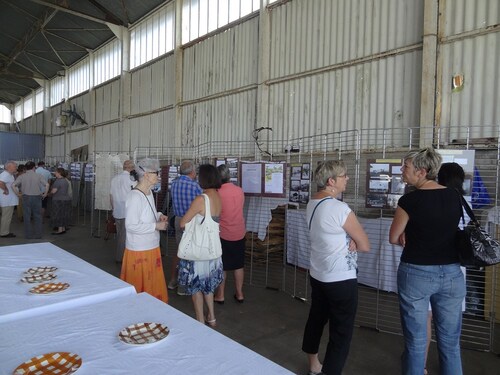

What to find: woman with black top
left=389, top=148, right=465, bottom=375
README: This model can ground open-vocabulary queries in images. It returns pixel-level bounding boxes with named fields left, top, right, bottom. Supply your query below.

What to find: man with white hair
left=110, top=160, right=137, bottom=262
left=0, top=161, right=18, bottom=238
left=169, top=159, right=202, bottom=295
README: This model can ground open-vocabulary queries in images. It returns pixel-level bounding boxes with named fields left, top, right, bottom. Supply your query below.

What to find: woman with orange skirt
left=120, top=158, right=169, bottom=303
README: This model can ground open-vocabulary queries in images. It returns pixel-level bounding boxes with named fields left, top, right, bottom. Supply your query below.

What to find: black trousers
left=302, top=277, right=358, bottom=375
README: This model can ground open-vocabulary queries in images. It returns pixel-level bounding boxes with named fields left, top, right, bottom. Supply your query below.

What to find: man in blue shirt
left=169, top=160, right=202, bottom=295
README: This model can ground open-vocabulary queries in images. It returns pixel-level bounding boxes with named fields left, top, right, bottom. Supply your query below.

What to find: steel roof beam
left=28, top=0, right=122, bottom=26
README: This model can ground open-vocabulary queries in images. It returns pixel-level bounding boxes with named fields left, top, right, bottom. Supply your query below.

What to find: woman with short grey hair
left=121, top=158, right=169, bottom=303
left=302, top=160, right=370, bottom=375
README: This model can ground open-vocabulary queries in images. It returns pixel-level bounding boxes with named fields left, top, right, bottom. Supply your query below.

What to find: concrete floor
left=2, top=214, right=499, bottom=374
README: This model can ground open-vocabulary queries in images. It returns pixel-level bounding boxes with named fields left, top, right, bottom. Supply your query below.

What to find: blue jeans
left=398, top=262, right=465, bottom=375
left=22, top=195, right=43, bottom=239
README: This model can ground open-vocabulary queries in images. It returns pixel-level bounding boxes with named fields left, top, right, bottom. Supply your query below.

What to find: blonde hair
left=314, top=160, right=347, bottom=189
left=404, top=147, right=442, bottom=180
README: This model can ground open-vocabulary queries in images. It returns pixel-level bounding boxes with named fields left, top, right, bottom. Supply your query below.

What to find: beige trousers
left=0, top=205, right=15, bottom=236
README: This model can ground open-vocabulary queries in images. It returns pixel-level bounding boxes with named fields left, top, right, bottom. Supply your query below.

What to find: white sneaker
left=177, top=285, right=188, bottom=296
left=167, top=280, right=178, bottom=290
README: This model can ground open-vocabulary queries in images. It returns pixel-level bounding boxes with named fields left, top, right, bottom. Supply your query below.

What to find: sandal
left=205, top=318, right=217, bottom=327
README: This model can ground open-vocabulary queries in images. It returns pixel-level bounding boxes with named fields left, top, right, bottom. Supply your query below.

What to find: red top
left=218, top=182, right=246, bottom=241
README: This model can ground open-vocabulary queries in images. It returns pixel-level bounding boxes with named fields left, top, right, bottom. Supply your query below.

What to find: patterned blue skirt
left=178, top=257, right=223, bottom=295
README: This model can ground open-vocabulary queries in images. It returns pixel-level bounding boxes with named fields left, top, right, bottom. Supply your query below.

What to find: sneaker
left=167, top=280, right=178, bottom=290
left=177, top=285, right=188, bottom=296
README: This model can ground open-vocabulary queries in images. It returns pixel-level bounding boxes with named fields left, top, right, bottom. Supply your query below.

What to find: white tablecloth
left=0, top=242, right=136, bottom=323
left=285, top=210, right=403, bottom=293
left=0, top=293, right=294, bottom=375
left=356, top=217, right=403, bottom=293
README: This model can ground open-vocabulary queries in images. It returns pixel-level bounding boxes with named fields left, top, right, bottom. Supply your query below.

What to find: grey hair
left=4, top=160, right=16, bottom=169
left=217, top=164, right=230, bottom=183
left=314, top=160, right=347, bottom=189
left=404, top=147, right=442, bottom=180
left=135, top=158, right=159, bottom=179
left=180, top=160, right=194, bottom=175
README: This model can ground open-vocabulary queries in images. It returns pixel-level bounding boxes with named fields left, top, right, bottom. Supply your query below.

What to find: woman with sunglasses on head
left=302, top=160, right=370, bottom=375
left=389, top=148, right=465, bottom=375
left=120, top=158, right=169, bottom=303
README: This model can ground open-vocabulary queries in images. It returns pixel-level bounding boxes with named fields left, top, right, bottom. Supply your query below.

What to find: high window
left=181, top=0, right=260, bottom=44
left=130, top=3, right=175, bottom=69
left=68, top=57, right=90, bottom=97
left=94, top=39, right=121, bottom=86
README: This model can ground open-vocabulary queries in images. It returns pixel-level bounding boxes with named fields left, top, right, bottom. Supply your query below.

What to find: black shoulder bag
left=456, top=194, right=500, bottom=266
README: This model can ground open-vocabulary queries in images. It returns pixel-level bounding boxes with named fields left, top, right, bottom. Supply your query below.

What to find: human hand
left=398, top=233, right=406, bottom=247
left=159, top=214, right=168, bottom=222
left=348, top=239, right=357, bottom=251
left=156, top=221, right=168, bottom=231
left=2, top=189, right=8, bottom=195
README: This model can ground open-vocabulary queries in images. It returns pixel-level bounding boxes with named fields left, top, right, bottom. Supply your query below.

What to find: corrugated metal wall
left=269, top=0, right=423, bottom=78
left=267, top=0, right=425, bottom=145
left=437, top=0, right=500, bottom=141
left=183, top=18, right=259, bottom=101
left=34, top=0, right=498, bottom=162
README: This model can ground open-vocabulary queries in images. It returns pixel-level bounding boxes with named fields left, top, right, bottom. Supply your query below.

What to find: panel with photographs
left=240, top=161, right=286, bottom=198
left=366, top=159, right=406, bottom=209
left=289, top=163, right=311, bottom=204
left=215, top=157, right=239, bottom=185
left=70, top=162, right=82, bottom=180
left=168, top=165, right=179, bottom=190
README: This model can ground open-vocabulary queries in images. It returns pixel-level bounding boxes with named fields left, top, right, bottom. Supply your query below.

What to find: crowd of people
left=0, top=160, right=72, bottom=239
left=111, top=159, right=246, bottom=329
left=1, top=149, right=469, bottom=375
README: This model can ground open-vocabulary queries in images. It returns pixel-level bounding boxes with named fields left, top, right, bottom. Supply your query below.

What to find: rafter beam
left=87, top=0, right=123, bottom=25
left=0, top=52, right=47, bottom=79
left=0, top=5, right=58, bottom=73
left=28, top=0, right=122, bottom=26
left=41, top=31, right=66, bottom=66
left=44, top=30, right=90, bottom=50
left=0, top=70, right=43, bottom=80
left=0, top=78, right=33, bottom=89
left=0, top=0, right=38, bottom=20
left=25, top=51, right=61, bottom=67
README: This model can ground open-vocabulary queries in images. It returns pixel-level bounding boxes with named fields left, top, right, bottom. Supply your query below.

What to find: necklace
left=417, top=179, right=432, bottom=189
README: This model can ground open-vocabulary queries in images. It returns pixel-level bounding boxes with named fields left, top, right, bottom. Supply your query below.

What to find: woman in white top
left=120, top=158, right=169, bottom=303
left=302, top=160, right=370, bottom=375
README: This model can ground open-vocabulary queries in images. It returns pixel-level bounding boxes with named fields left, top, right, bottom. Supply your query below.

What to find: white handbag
left=177, top=194, right=222, bottom=261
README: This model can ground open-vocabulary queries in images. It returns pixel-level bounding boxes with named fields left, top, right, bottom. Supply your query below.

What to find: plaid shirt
left=171, top=175, right=202, bottom=217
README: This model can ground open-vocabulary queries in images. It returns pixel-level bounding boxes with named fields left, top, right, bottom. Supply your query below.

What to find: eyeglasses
left=139, top=166, right=159, bottom=176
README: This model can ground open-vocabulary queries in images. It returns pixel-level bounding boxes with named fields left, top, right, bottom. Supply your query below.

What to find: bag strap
left=133, top=188, right=157, bottom=220
left=200, top=193, right=211, bottom=224
left=308, top=197, right=332, bottom=230
left=457, top=190, right=478, bottom=226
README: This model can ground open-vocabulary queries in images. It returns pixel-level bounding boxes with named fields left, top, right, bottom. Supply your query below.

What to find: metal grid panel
left=124, top=124, right=499, bottom=352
